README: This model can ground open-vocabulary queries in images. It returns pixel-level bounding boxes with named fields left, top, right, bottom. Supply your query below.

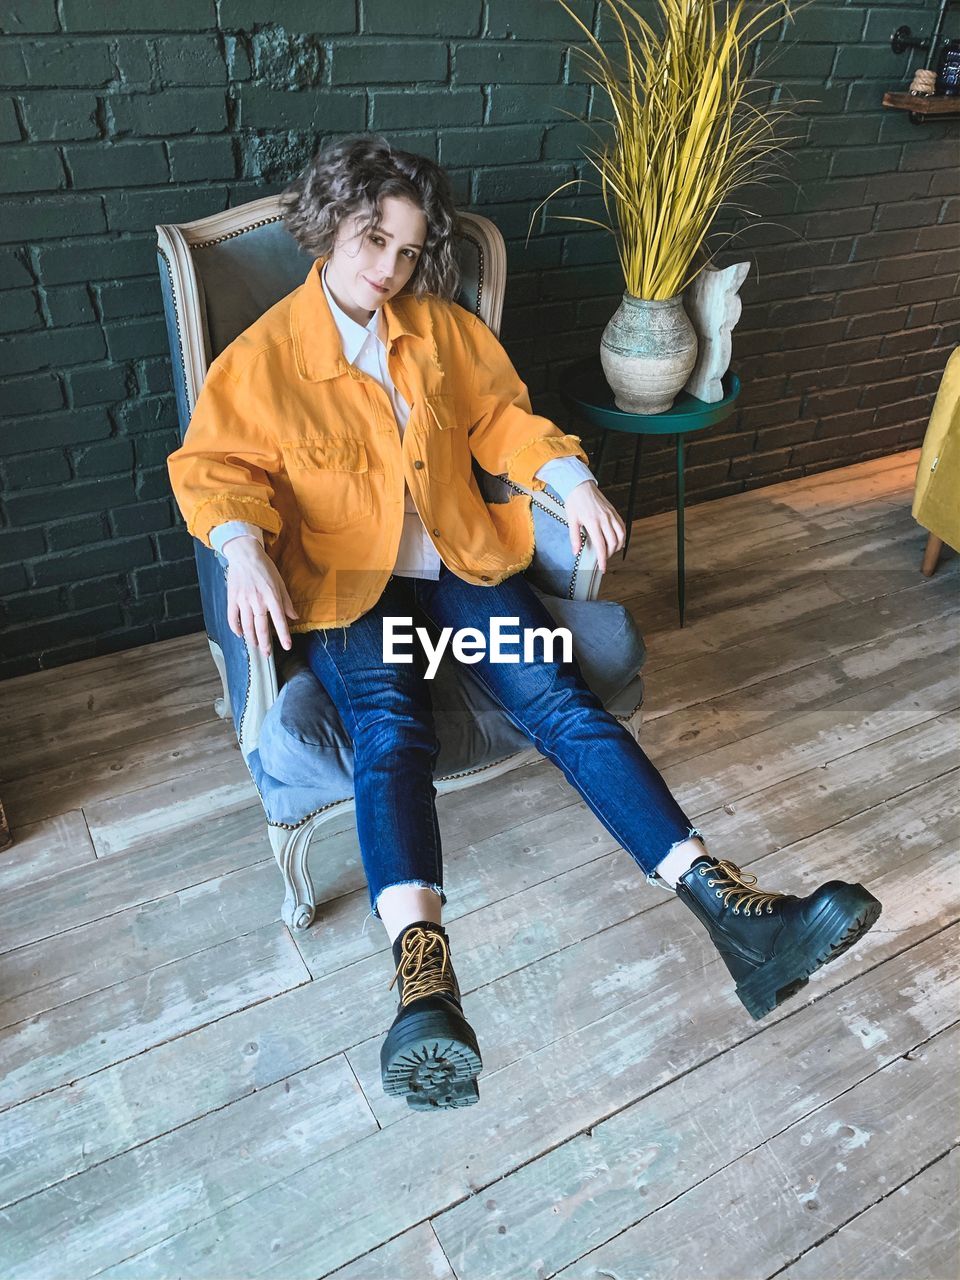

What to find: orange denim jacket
left=167, top=257, right=590, bottom=631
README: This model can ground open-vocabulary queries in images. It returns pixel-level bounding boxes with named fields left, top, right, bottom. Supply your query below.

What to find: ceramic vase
left=600, top=292, right=698, bottom=414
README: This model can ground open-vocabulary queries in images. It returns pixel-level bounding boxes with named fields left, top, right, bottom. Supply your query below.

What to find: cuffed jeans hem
left=644, top=825, right=707, bottom=893
left=370, top=879, right=446, bottom=921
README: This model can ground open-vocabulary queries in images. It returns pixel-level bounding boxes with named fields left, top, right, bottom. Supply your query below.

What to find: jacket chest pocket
left=281, top=438, right=373, bottom=530
left=423, top=393, right=466, bottom=484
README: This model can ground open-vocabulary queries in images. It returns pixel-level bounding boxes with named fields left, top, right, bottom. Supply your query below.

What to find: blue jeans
left=304, top=565, right=703, bottom=919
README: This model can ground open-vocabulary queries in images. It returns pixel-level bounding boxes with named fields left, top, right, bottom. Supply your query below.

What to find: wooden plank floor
left=0, top=451, right=957, bottom=1280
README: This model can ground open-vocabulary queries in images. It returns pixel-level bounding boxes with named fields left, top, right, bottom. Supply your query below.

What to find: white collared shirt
left=318, top=261, right=442, bottom=578
left=210, top=263, right=595, bottom=575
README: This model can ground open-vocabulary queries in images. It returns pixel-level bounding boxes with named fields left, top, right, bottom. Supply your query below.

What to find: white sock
left=654, top=837, right=709, bottom=888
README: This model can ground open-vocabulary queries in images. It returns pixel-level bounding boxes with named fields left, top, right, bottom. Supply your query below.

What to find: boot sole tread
left=381, top=1008, right=482, bottom=1110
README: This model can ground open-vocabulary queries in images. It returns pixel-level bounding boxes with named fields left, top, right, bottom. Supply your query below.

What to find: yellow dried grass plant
left=532, top=0, right=810, bottom=300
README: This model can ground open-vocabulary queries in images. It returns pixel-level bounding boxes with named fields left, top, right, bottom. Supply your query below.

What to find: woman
left=168, top=135, right=882, bottom=1112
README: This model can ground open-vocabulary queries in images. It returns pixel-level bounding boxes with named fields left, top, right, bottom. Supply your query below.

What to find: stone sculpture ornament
left=681, top=260, right=750, bottom=404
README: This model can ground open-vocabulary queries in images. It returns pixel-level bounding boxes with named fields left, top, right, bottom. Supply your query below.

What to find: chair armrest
left=196, top=539, right=279, bottom=757
left=474, top=468, right=602, bottom=601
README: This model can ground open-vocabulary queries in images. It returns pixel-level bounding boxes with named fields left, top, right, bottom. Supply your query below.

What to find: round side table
left=560, top=355, right=742, bottom=627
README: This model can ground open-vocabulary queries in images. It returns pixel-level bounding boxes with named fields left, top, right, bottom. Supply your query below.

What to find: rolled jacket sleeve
left=463, top=314, right=589, bottom=490
left=167, top=361, right=284, bottom=549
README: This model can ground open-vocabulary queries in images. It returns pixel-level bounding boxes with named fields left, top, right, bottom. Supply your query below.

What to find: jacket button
left=413, top=459, right=424, bottom=469
left=480, top=575, right=491, bottom=582
left=432, top=528, right=441, bottom=536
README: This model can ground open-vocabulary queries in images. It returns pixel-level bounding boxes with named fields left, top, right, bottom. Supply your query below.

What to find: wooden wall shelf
left=883, top=91, right=960, bottom=119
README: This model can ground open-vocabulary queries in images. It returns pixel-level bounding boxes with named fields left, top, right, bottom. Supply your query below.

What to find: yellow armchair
left=913, top=345, right=960, bottom=576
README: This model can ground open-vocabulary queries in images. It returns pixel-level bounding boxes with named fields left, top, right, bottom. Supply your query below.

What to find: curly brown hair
left=280, top=134, right=461, bottom=301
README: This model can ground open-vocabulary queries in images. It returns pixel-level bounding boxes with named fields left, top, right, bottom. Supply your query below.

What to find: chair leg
left=207, top=638, right=231, bottom=720
left=921, top=531, right=944, bottom=577
left=268, top=822, right=319, bottom=931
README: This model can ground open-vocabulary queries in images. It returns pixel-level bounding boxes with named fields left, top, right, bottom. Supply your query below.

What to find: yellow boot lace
left=698, top=859, right=790, bottom=916
left=388, top=926, right=456, bottom=1006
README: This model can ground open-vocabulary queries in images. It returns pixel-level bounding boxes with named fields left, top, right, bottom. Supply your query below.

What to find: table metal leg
left=622, top=434, right=644, bottom=558
left=593, top=430, right=609, bottom=479
left=676, top=432, right=686, bottom=626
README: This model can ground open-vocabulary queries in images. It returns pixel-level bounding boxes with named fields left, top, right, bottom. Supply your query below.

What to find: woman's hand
left=565, top=480, right=626, bottom=572
left=223, top=536, right=299, bottom=657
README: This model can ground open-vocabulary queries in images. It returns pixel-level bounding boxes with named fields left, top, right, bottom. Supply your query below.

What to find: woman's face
left=325, top=195, right=428, bottom=325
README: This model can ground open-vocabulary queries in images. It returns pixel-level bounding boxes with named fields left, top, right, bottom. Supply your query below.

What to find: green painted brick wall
left=0, top=0, right=957, bottom=677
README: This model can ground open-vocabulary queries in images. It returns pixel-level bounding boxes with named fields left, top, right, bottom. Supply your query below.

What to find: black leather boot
left=380, top=920, right=482, bottom=1110
left=675, top=855, right=882, bottom=1020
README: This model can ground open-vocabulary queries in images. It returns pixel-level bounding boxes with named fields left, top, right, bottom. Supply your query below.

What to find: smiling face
left=324, top=194, right=428, bottom=325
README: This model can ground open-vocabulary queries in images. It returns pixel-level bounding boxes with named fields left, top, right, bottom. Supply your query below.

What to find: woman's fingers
left=227, top=553, right=298, bottom=657
left=257, top=568, right=297, bottom=653
left=238, top=598, right=256, bottom=650
left=237, top=594, right=271, bottom=656
left=269, top=596, right=293, bottom=651
left=595, top=509, right=625, bottom=559
left=569, top=517, right=606, bottom=570
left=594, top=515, right=626, bottom=571
left=586, top=516, right=608, bottom=571
left=565, top=484, right=628, bottom=570
left=227, top=589, right=242, bottom=640
left=252, top=606, right=272, bottom=656
left=276, top=579, right=299, bottom=646
left=568, top=513, right=626, bottom=571
left=603, top=513, right=623, bottom=554
left=609, top=507, right=626, bottom=548
left=281, top=582, right=299, bottom=619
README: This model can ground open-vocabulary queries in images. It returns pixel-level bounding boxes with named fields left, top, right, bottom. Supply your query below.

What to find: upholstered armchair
left=156, top=195, right=647, bottom=931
